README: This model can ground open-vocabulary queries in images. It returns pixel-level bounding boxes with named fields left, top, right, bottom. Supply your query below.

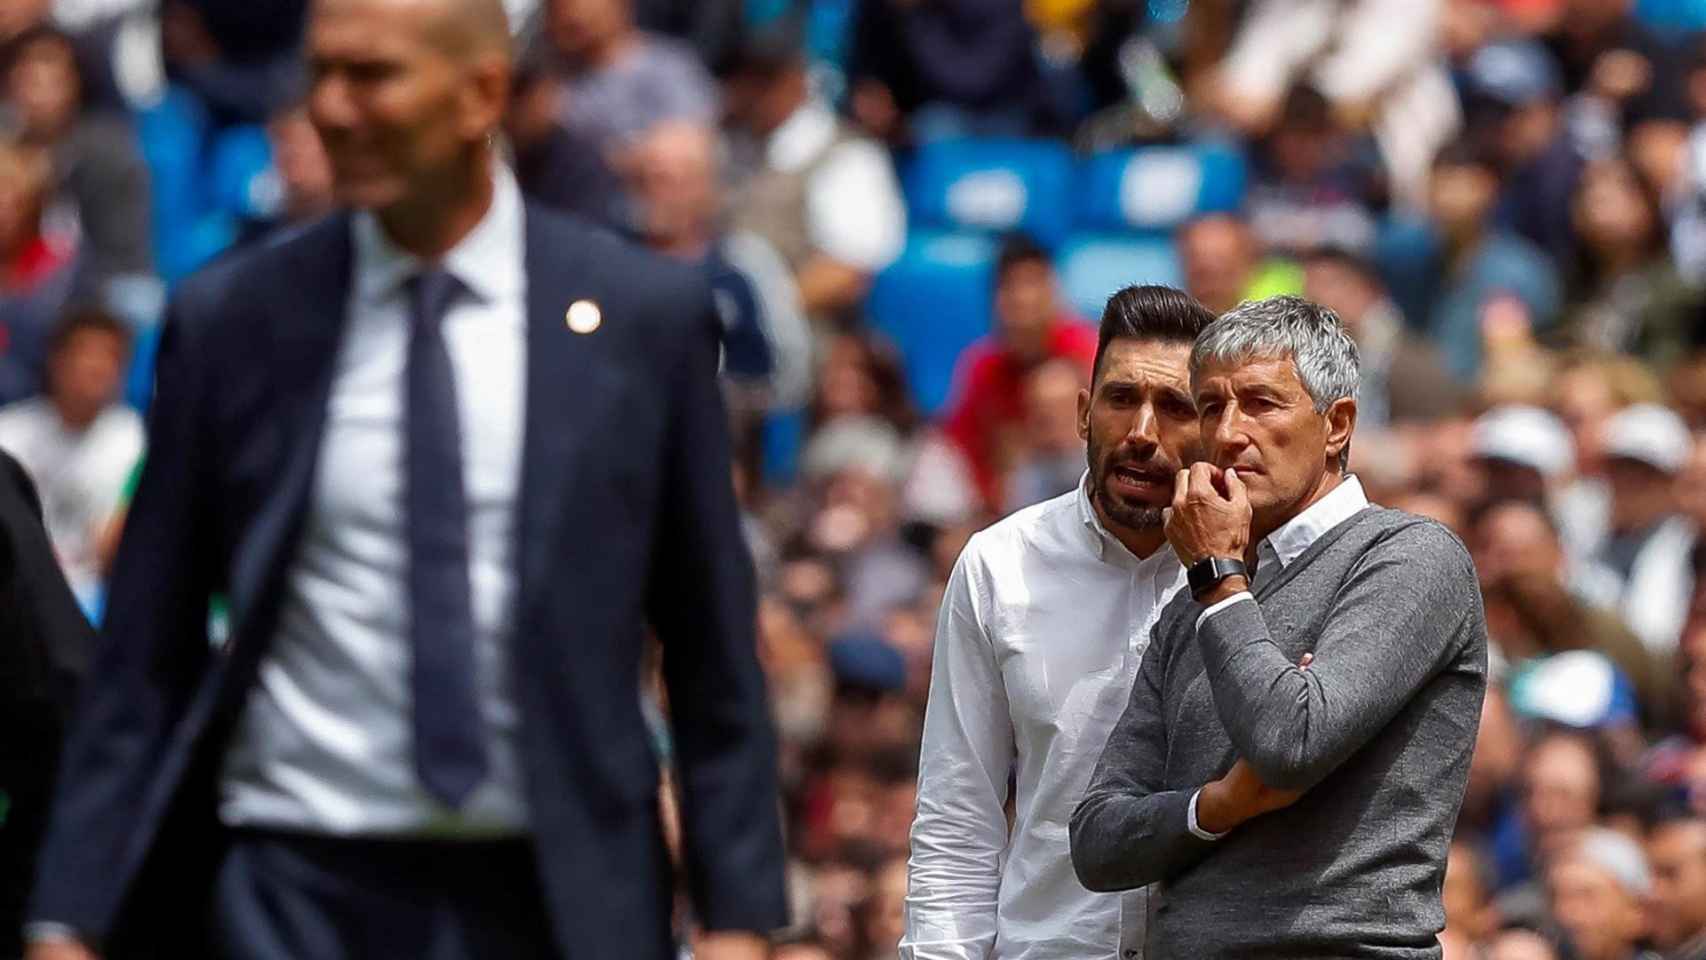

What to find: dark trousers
left=209, top=830, right=559, bottom=960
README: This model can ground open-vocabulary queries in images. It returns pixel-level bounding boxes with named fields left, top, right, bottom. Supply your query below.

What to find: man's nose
left=1125, top=404, right=1160, bottom=452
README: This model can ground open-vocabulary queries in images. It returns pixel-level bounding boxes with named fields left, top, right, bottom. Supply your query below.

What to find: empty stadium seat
left=1058, top=141, right=1247, bottom=318
left=865, top=230, right=998, bottom=416
left=903, top=138, right=1077, bottom=250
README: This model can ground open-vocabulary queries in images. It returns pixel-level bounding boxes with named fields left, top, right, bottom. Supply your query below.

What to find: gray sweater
left=1070, top=507, right=1487, bottom=959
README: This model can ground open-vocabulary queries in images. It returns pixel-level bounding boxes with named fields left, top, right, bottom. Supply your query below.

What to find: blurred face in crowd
left=1178, top=215, right=1257, bottom=315
left=774, top=946, right=834, bottom=960
left=1473, top=500, right=1564, bottom=587
left=1430, top=160, right=1499, bottom=240
left=1546, top=854, right=1647, bottom=960
left=1605, top=457, right=1677, bottom=534
left=1025, top=360, right=1088, bottom=455
left=1303, top=255, right=1381, bottom=333
left=267, top=106, right=338, bottom=222
left=1443, top=842, right=1500, bottom=942
left=817, top=335, right=882, bottom=422
left=1467, top=688, right=1523, bottom=822
left=1552, top=363, right=1618, bottom=474
left=1522, top=734, right=1601, bottom=862
left=0, top=0, right=50, bottom=41
left=4, top=32, right=81, bottom=141
left=1487, top=930, right=1563, bottom=960
left=1677, top=436, right=1706, bottom=529
left=1078, top=338, right=1201, bottom=545
left=547, top=0, right=632, bottom=65
left=306, top=0, right=509, bottom=216
left=48, top=326, right=127, bottom=429
left=1573, top=158, right=1657, bottom=264
left=1194, top=353, right=1356, bottom=540
left=994, top=257, right=1060, bottom=362
left=628, top=121, right=718, bottom=257
left=1647, top=819, right=1706, bottom=950
left=860, top=860, right=907, bottom=955
left=724, top=58, right=810, bottom=138
left=0, top=141, right=48, bottom=258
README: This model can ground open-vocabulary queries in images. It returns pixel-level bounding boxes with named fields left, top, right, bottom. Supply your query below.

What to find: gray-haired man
left=1070, top=296, right=1488, bottom=958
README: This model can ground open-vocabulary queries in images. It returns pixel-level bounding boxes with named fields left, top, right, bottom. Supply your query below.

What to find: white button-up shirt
left=905, top=479, right=1188, bottom=960
left=219, top=166, right=531, bottom=835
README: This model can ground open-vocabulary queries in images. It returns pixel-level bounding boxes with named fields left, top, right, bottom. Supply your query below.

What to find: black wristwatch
left=1187, top=557, right=1248, bottom=601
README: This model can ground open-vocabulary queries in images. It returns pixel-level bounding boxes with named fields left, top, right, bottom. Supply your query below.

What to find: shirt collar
left=350, top=161, right=526, bottom=307
left=1259, top=474, right=1370, bottom=570
left=1075, top=472, right=1180, bottom=578
left=766, top=99, right=838, bottom=174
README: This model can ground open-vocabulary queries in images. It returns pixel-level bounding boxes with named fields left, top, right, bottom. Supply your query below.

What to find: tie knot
left=407, top=269, right=465, bottom=332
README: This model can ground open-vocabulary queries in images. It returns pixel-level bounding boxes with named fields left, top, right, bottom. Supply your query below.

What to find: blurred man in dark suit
left=23, top=0, right=785, bottom=957
left=0, top=450, right=94, bottom=960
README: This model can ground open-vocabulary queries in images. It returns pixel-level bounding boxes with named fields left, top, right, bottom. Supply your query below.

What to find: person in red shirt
left=943, top=233, right=1096, bottom=510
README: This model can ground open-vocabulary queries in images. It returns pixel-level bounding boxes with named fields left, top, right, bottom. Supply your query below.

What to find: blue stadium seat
left=903, top=139, right=1077, bottom=249
left=1057, top=141, right=1247, bottom=316
left=866, top=230, right=998, bottom=416
left=1075, top=141, right=1246, bottom=233
left=1636, top=0, right=1706, bottom=32
left=208, top=124, right=280, bottom=220
left=1056, top=236, right=1183, bottom=320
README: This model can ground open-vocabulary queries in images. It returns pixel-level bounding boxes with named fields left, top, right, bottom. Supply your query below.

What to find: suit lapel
left=224, top=218, right=353, bottom=654
left=515, top=205, right=607, bottom=614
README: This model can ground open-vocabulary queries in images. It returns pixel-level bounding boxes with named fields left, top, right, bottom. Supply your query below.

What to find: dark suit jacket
left=0, top=452, right=94, bottom=958
left=27, top=205, right=788, bottom=957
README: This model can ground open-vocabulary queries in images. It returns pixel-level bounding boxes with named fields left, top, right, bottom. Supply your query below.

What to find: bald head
left=314, top=0, right=512, bottom=61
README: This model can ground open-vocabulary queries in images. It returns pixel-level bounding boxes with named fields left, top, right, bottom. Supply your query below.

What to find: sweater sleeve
left=1193, top=522, right=1480, bottom=792
left=1070, top=616, right=1218, bottom=891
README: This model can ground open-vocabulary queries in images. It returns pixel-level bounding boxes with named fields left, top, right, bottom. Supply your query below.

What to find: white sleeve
left=901, top=544, right=1012, bottom=960
left=1219, top=0, right=1335, bottom=103
left=1311, top=0, right=1442, bottom=104
left=804, top=139, right=907, bottom=273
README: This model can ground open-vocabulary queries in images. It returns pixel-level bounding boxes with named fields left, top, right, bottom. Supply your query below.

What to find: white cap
left=1470, top=405, right=1574, bottom=479
left=1569, top=828, right=1652, bottom=896
left=1600, top=403, right=1691, bottom=474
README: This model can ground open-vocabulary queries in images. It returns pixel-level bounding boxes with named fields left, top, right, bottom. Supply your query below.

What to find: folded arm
left=1194, top=523, right=1477, bottom=792
left=1070, top=622, right=1216, bottom=892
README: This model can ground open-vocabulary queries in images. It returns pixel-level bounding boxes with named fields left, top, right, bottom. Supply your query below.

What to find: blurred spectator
left=1303, top=245, right=1460, bottom=427
left=0, top=306, right=141, bottom=609
left=1469, top=405, right=1586, bottom=550
left=1543, top=0, right=1687, bottom=143
left=1594, top=404, right=1696, bottom=655
left=809, top=330, right=918, bottom=437
left=1420, top=142, right=1562, bottom=380
left=236, top=102, right=337, bottom=243
left=3, top=23, right=151, bottom=306
left=1246, top=84, right=1386, bottom=256
left=1488, top=929, right=1566, bottom=960
left=0, top=0, right=49, bottom=44
left=1177, top=212, right=1302, bottom=315
left=846, top=0, right=1049, bottom=143
left=1000, top=358, right=1087, bottom=514
left=1646, top=811, right=1706, bottom=959
left=158, top=0, right=306, bottom=126
left=505, top=47, right=628, bottom=227
left=724, top=21, right=905, bottom=333
left=543, top=0, right=716, bottom=152
left=0, top=136, right=70, bottom=405
left=1471, top=498, right=1676, bottom=732
left=1443, top=841, right=1503, bottom=959
left=1506, top=730, right=1603, bottom=908
left=625, top=120, right=812, bottom=410
left=1644, top=630, right=1706, bottom=813
left=631, top=0, right=744, bottom=74
left=1563, top=156, right=1700, bottom=366
left=942, top=234, right=1094, bottom=510
left=1462, top=39, right=1583, bottom=270
left=1210, top=0, right=1461, bottom=209
left=1544, top=827, right=1658, bottom=960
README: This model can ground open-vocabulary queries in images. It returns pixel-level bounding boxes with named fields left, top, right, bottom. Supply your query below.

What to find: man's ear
left=1076, top=387, right=1091, bottom=443
left=1324, top=396, right=1357, bottom=469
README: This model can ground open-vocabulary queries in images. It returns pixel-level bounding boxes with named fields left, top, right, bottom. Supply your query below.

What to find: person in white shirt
left=0, top=306, right=142, bottom=612
left=903, top=285, right=1217, bottom=960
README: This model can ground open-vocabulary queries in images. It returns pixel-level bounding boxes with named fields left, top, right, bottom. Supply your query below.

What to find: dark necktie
left=404, top=269, right=488, bottom=808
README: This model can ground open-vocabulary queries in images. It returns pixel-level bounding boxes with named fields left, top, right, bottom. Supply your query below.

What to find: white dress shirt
left=904, top=479, right=1187, bottom=960
left=1187, top=475, right=1371, bottom=840
left=219, top=166, right=531, bottom=835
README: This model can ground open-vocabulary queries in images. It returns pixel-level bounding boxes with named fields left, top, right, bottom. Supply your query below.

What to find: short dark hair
left=48, top=306, right=131, bottom=358
left=1302, top=245, right=1383, bottom=289
left=1431, top=139, right=1498, bottom=174
left=994, top=232, right=1051, bottom=287
left=1092, top=284, right=1216, bottom=382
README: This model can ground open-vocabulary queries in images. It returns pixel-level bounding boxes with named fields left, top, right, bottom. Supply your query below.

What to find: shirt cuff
left=1195, top=590, right=1255, bottom=631
left=1187, top=789, right=1229, bottom=841
left=25, top=921, right=84, bottom=945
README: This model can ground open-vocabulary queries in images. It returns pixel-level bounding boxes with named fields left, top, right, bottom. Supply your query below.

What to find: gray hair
left=1191, top=295, right=1360, bottom=471
left=1190, top=295, right=1360, bottom=412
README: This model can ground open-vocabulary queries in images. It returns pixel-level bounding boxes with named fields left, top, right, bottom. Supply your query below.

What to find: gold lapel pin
left=566, top=299, right=602, bottom=334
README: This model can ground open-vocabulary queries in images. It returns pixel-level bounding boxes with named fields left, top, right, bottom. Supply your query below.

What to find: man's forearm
left=1069, top=787, right=1213, bottom=891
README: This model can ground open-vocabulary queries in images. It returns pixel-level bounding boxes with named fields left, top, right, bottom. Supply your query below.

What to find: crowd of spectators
left=5, top=0, right=1706, bottom=958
